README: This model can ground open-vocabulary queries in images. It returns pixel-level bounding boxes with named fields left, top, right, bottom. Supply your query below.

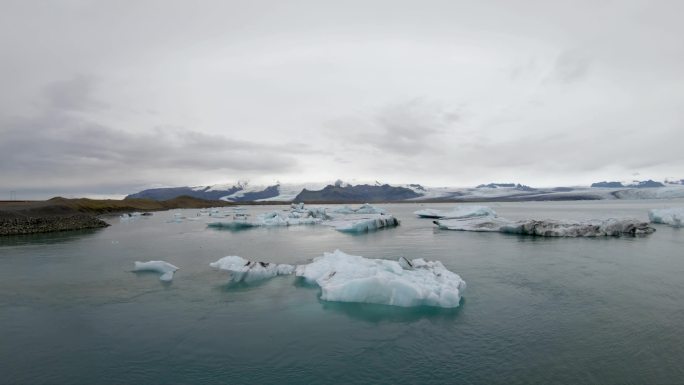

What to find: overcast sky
left=2, top=0, right=683, bottom=198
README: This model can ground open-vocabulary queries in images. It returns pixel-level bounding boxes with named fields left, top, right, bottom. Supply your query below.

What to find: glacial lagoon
left=2, top=201, right=684, bottom=384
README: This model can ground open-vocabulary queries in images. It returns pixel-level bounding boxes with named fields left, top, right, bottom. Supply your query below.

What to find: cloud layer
left=1, top=1, right=683, bottom=198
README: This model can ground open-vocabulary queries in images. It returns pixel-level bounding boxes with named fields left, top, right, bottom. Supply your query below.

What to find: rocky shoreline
left=0, top=195, right=235, bottom=236
left=0, top=215, right=109, bottom=236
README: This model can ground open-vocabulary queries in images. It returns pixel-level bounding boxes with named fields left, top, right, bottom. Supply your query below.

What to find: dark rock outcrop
left=294, top=184, right=421, bottom=203
left=0, top=214, right=109, bottom=236
left=591, top=181, right=624, bottom=188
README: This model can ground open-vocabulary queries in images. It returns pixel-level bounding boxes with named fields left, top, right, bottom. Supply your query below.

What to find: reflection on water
left=0, top=228, right=102, bottom=247
left=319, top=298, right=464, bottom=324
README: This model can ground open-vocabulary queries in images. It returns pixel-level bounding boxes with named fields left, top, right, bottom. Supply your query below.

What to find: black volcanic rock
left=591, top=181, right=624, bottom=188
left=293, top=184, right=421, bottom=203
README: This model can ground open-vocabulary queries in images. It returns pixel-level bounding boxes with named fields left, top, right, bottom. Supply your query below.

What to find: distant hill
left=293, top=184, right=421, bottom=203
left=476, top=183, right=536, bottom=191
left=592, top=180, right=664, bottom=188
left=591, top=181, right=624, bottom=188
left=126, top=184, right=282, bottom=201
left=126, top=186, right=242, bottom=200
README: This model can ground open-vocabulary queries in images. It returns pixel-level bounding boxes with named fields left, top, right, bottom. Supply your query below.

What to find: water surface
left=1, top=201, right=683, bottom=384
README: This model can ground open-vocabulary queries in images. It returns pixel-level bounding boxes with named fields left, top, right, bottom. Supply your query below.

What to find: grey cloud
left=547, top=50, right=591, bottom=83
left=328, top=99, right=459, bottom=155
left=43, top=75, right=107, bottom=112
left=2, top=1, right=684, bottom=193
left=0, top=77, right=306, bottom=193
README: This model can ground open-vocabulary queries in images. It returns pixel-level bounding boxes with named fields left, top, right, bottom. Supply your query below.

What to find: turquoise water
left=2, top=201, right=684, bottom=384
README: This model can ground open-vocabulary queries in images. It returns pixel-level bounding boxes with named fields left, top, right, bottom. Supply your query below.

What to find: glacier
left=649, top=208, right=684, bottom=227
left=414, top=205, right=496, bottom=219
left=133, top=261, right=179, bottom=281
left=210, top=256, right=295, bottom=283
left=434, top=217, right=655, bottom=237
left=295, top=250, right=466, bottom=308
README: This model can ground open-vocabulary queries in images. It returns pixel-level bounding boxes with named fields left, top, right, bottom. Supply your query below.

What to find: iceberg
left=649, top=208, right=684, bottom=227
left=331, top=205, right=356, bottom=214
left=207, top=221, right=258, bottom=230
left=210, top=256, right=295, bottom=283
left=328, top=215, right=399, bottom=233
left=354, top=203, right=387, bottom=214
left=414, top=205, right=496, bottom=219
left=295, top=250, right=466, bottom=308
left=133, top=261, right=179, bottom=281
left=435, top=217, right=655, bottom=237
left=207, top=210, right=322, bottom=230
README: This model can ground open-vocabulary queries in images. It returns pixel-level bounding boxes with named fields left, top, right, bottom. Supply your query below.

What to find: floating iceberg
left=207, top=221, right=258, bottom=230
left=414, top=205, right=496, bottom=219
left=435, top=217, right=655, bottom=237
left=133, top=261, right=179, bottom=281
left=295, top=250, right=466, bottom=308
left=328, top=215, right=400, bottom=233
left=210, top=256, right=295, bottom=283
left=649, top=208, right=684, bottom=227
left=208, top=210, right=322, bottom=230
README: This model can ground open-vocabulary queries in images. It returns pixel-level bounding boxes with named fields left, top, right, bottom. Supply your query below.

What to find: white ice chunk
left=210, top=256, right=295, bottom=283
left=295, top=250, right=466, bottom=308
left=649, top=208, right=684, bottom=227
left=435, top=217, right=655, bottom=237
left=331, top=206, right=357, bottom=214
left=414, top=205, right=496, bottom=219
left=354, top=203, right=387, bottom=214
left=207, top=210, right=322, bottom=229
left=133, top=260, right=179, bottom=281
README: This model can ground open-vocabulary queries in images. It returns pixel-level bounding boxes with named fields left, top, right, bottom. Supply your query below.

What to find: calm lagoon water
left=2, top=200, right=684, bottom=384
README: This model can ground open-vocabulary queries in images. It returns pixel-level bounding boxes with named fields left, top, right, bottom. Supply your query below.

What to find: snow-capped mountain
left=126, top=179, right=684, bottom=202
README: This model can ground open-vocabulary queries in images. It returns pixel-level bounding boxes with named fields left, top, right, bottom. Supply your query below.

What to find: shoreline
left=0, top=196, right=236, bottom=236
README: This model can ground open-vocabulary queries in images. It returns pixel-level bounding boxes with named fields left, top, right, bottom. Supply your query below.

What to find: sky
left=1, top=0, right=683, bottom=199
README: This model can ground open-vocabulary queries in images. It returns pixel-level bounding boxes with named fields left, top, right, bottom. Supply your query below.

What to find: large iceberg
left=295, top=250, right=466, bottom=308
left=649, top=208, right=684, bottom=227
left=133, top=261, right=179, bottom=282
left=414, top=205, right=496, bottom=219
left=434, top=217, right=655, bottom=237
left=210, top=256, right=295, bottom=283
left=208, top=210, right=322, bottom=229
left=207, top=203, right=398, bottom=234
left=327, top=215, right=400, bottom=233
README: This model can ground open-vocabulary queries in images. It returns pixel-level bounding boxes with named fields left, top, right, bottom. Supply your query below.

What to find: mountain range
left=125, top=179, right=684, bottom=203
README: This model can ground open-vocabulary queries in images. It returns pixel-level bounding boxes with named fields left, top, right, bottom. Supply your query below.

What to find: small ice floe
left=120, top=212, right=142, bottom=220
left=210, top=256, right=295, bottom=283
left=295, top=250, right=466, bottom=308
left=434, top=217, right=655, bottom=237
left=133, top=261, right=179, bottom=282
left=414, top=205, right=496, bottom=219
left=648, top=208, right=684, bottom=228
left=327, top=215, right=400, bottom=233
